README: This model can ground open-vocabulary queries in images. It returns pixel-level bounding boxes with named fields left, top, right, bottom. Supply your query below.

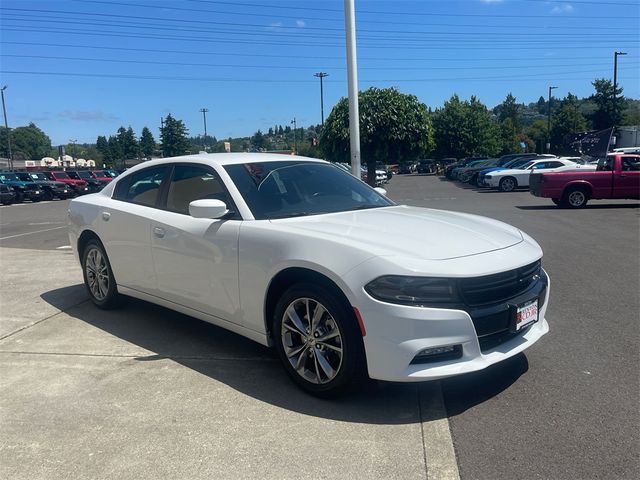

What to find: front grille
left=459, top=261, right=541, bottom=306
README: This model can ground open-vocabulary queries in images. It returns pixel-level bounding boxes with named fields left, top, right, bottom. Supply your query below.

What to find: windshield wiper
left=351, top=205, right=382, bottom=211
left=270, top=212, right=311, bottom=219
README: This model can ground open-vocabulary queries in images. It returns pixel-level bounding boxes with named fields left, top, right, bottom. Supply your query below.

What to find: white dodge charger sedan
left=68, top=153, right=549, bottom=396
left=484, top=158, right=593, bottom=192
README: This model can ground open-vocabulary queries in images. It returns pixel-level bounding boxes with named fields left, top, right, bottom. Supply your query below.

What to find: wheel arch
left=77, top=229, right=103, bottom=259
left=562, top=181, right=592, bottom=198
left=263, top=266, right=358, bottom=346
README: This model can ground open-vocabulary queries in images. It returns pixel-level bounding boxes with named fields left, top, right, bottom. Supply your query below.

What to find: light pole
left=1, top=86, right=13, bottom=170
left=344, top=0, right=361, bottom=178
left=199, top=108, right=209, bottom=150
left=613, top=51, right=627, bottom=127
left=314, top=72, right=329, bottom=126
left=547, top=86, right=558, bottom=153
left=291, top=117, right=297, bottom=154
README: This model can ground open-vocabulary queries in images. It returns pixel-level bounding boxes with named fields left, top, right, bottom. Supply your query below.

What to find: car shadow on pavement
left=41, top=285, right=526, bottom=423
left=516, top=203, right=640, bottom=210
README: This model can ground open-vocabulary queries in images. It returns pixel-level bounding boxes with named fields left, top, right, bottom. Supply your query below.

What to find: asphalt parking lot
left=1, top=175, right=638, bottom=480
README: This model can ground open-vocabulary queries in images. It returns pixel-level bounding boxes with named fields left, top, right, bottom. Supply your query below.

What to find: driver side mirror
left=189, top=199, right=229, bottom=219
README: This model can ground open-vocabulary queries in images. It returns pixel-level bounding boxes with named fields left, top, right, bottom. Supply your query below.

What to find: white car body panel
left=485, top=159, right=595, bottom=189
left=68, top=153, right=550, bottom=382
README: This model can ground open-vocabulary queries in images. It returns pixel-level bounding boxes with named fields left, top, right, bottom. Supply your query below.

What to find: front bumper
left=484, top=177, right=501, bottom=188
left=355, top=269, right=550, bottom=382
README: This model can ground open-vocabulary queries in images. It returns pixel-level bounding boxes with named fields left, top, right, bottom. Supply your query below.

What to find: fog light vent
left=411, top=344, right=462, bottom=365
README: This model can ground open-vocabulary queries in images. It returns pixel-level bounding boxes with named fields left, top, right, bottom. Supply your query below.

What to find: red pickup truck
left=530, top=154, right=640, bottom=208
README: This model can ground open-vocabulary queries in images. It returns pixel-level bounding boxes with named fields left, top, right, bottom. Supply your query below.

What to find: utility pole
left=1, top=86, right=13, bottom=170
left=344, top=0, right=361, bottom=178
left=291, top=117, right=297, bottom=154
left=547, top=86, right=557, bottom=154
left=613, top=51, right=627, bottom=127
left=314, top=72, right=329, bottom=126
left=199, top=108, right=209, bottom=151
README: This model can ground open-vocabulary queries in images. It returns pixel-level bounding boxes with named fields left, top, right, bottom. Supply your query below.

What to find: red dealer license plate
left=515, top=299, right=538, bottom=331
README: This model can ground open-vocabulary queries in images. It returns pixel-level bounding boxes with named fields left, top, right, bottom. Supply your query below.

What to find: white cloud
left=296, top=19, right=306, bottom=28
left=551, top=4, right=574, bottom=14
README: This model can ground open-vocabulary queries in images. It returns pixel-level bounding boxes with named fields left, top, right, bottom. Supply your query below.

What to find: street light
left=291, top=117, right=297, bottom=154
left=314, top=72, right=329, bottom=126
left=547, top=86, right=558, bottom=153
left=613, top=51, right=627, bottom=127
left=1, top=86, right=13, bottom=170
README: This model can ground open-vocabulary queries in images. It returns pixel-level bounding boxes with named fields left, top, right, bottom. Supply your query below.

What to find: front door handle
left=153, top=227, right=165, bottom=238
left=102, top=211, right=110, bottom=221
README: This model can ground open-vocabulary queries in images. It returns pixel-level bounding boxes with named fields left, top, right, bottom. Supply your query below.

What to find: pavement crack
left=0, top=300, right=90, bottom=342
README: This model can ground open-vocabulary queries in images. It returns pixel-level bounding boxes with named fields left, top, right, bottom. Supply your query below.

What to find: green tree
left=139, top=127, right=155, bottom=159
left=96, top=135, right=110, bottom=162
left=432, top=95, right=500, bottom=159
left=495, top=92, right=522, bottom=131
left=498, top=118, right=520, bottom=155
left=550, top=93, right=588, bottom=152
left=160, top=114, right=190, bottom=157
left=536, top=96, right=547, bottom=115
left=0, top=123, right=52, bottom=160
left=525, top=119, right=548, bottom=154
left=107, top=135, right=121, bottom=166
left=590, top=78, right=624, bottom=129
left=320, top=87, right=434, bottom=184
left=251, top=129, right=267, bottom=151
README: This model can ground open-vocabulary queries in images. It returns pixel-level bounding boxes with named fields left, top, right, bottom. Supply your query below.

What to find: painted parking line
left=0, top=226, right=67, bottom=241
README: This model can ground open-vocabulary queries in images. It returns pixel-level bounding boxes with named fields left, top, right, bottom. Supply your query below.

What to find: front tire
left=499, top=177, right=517, bottom=192
left=273, top=283, right=366, bottom=397
left=81, top=239, right=123, bottom=309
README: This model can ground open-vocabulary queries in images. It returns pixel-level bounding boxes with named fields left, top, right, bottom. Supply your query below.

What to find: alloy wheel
left=568, top=190, right=586, bottom=207
left=280, top=297, right=344, bottom=385
left=85, top=247, right=110, bottom=301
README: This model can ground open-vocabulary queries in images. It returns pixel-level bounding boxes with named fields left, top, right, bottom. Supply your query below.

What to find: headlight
left=365, top=276, right=459, bottom=305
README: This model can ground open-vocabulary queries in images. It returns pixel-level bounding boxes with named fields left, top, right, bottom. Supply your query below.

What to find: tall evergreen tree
left=590, top=78, right=624, bottom=129
left=550, top=93, right=588, bottom=152
left=139, top=127, right=155, bottom=159
left=160, top=114, right=190, bottom=157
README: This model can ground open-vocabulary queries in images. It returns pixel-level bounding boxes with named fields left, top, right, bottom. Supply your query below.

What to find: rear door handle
left=153, top=227, right=165, bottom=238
left=102, top=211, right=110, bottom=221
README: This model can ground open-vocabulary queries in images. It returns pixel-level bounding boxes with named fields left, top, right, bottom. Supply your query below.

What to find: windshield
left=224, top=161, right=394, bottom=220
left=55, top=172, right=71, bottom=179
left=74, top=171, right=91, bottom=179
left=0, top=173, right=21, bottom=181
left=30, top=173, right=46, bottom=181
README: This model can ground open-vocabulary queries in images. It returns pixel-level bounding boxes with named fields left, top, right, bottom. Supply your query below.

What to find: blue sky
left=1, top=0, right=638, bottom=145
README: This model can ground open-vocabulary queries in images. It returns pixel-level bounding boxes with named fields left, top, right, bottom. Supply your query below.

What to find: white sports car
left=68, top=154, right=549, bottom=395
left=484, top=158, right=595, bottom=192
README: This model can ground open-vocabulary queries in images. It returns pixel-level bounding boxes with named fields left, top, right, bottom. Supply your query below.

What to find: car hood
left=270, top=205, right=523, bottom=260
left=487, top=168, right=527, bottom=176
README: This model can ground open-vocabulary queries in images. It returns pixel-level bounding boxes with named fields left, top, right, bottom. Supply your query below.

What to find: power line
left=67, top=0, right=640, bottom=19
left=3, top=54, right=637, bottom=73
left=1, top=68, right=632, bottom=83
left=4, top=27, right=635, bottom=50
left=0, top=5, right=630, bottom=31
left=4, top=41, right=626, bottom=63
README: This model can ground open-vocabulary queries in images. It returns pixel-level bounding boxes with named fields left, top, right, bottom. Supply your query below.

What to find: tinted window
left=597, top=157, right=614, bottom=171
left=166, top=165, right=231, bottom=215
left=546, top=162, right=564, bottom=168
left=115, top=166, right=167, bottom=207
left=225, top=161, right=394, bottom=220
left=622, top=157, right=640, bottom=171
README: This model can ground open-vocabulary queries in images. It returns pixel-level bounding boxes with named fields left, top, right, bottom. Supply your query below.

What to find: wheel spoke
left=310, top=302, right=326, bottom=333
left=317, top=341, right=342, bottom=354
left=315, top=350, right=336, bottom=380
left=285, top=343, right=307, bottom=359
left=312, top=352, right=323, bottom=383
left=294, top=347, right=308, bottom=372
left=285, top=306, right=307, bottom=336
left=316, top=330, right=340, bottom=343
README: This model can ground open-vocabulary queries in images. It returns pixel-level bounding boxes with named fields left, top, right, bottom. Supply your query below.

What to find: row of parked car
left=443, top=153, right=598, bottom=192
left=0, top=169, right=119, bottom=205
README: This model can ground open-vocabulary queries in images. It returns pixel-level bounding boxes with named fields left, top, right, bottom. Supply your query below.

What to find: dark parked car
left=398, top=163, right=413, bottom=174
left=16, top=172, right=71, bottom=200
left=417, top=159, right=436, bottom=174
left=0, top=172, right=44, bottom=202
left=0, top=183, right=16, bottom=205
left=67, top=171, right=107, bottom=192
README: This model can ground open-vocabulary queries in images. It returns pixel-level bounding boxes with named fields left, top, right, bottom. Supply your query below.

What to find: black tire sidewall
left=272, top=282, right=365, bottom=396
left=500, top=177, right=516, bottom=192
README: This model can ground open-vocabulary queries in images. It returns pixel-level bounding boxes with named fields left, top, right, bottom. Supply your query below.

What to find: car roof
left=128, top=153, right=327, bottom=170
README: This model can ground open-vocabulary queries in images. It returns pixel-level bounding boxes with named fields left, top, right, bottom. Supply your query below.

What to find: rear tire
left=551, top=198, right=561, bottom=206
left=81, top=239, right=124, bottom=309
left=273, top=282, right=366, bottom=397
left=561, top=187, right=589, bottom=208
left=44, top=190, right=54, bottom=201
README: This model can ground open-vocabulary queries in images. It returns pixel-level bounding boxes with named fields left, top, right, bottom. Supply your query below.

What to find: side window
left=622, top=157, right=640, bottom=171
left=166, top=165, right=231, bottom=215
left=114, top=166, right=167, bottom=207
left=531, top=163, right=546, bottom=170
left=597, top=157, right=614, bottom=171
left=546, top=161, right=563, bottom=168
